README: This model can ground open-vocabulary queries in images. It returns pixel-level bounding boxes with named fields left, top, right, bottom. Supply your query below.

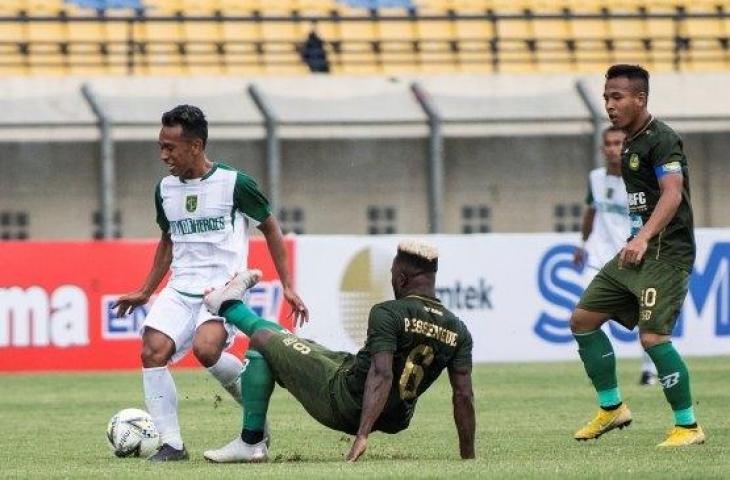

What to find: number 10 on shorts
left=640, top=287, right=657, bottom=308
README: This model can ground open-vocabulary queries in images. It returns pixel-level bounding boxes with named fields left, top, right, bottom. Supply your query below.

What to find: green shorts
left=259, top=332, right=357, bottom=433
left=578, top=257, right=689, bottom=335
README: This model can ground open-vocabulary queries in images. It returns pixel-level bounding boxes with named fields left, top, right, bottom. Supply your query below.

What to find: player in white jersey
left=573, top=126, right=657, bottom=386
left=114, top=105, right=309, bottom=462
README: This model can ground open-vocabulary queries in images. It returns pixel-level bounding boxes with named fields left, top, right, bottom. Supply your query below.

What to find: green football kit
left=259, top=295, right=473, bottom=434
left=579, top=118, right=695, bottom=335
left=574, top=118, right=699, bottom=430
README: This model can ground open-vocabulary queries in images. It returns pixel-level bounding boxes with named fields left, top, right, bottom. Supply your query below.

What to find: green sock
left=241, top=350, right=274, bottom=432
left=220, top=301, right=286, bottom=337
left=574, top=329, right=621, bottom=408
left=646, top=342, right=696, bottom=426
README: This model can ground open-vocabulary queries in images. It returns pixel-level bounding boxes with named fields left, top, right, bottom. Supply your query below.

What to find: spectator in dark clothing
left=300, top=30, right=330, bottom=73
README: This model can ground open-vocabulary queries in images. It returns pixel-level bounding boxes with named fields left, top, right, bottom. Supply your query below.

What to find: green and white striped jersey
left=155, top=163, right=271, bottom=296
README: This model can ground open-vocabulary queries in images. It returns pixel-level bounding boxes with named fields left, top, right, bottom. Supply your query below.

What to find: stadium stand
left=0, top=0, right=727, bottom=75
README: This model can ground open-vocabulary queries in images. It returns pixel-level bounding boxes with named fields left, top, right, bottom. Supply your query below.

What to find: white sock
left=143, top=366, right=183, bottom=450
left=207, top=351, right=244, bottom=405
left=641, top=351, right=657, bottom=374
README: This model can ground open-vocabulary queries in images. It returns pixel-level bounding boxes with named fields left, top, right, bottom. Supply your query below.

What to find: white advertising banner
left=295, top=230, right=730, bottom=362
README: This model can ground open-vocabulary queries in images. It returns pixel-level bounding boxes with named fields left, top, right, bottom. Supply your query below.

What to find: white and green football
left=106, top=408, right=160, bottom=458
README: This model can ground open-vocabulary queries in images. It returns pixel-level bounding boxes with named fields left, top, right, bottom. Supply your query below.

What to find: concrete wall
left=0, top=142, right=98, bottom=239
left=1, top=131, right=727, bottom=239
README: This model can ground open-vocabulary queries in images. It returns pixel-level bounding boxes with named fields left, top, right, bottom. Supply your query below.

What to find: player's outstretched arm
left=448, top=365, right=475, bottom=459
left=258, top=215, right=309, bottom=327
left=113, top=233, right=172, bottom=317
left=346, top=351, right=394, bottom=463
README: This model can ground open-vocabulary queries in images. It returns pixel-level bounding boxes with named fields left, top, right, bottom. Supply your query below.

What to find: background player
left=571, top=65, right=704, bottom=447
left=201, top=240, right=475, bottom=462
left=113, top=105, right=308, bottom=462
left=574, top=126, right=658, bottom=386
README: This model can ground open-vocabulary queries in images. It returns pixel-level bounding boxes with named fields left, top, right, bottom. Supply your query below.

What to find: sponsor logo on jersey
left=627, top=192, right=647, bottom=213
left=629, top=153, right=640, bottom=170
left=185, top=194, right=198, bottom=213
left=0, top=285, right=89, bottom=347
left=169, top=216, right=226, bottom=235
left=630, top=214, right=644, bottom=236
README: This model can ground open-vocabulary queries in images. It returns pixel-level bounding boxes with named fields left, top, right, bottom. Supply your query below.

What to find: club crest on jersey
left=185, top=195, right=198, bottom=213
left=629, top=153, right=640, bottom=171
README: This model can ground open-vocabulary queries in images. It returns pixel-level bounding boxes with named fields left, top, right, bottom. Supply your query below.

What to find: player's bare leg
left=194, top=320, right=244, bottom=405
left=141, top=328, right=189, bottom=461
left=571, top=308, right=632, bottom=440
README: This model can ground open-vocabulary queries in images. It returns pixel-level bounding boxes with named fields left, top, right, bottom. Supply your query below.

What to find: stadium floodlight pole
left=248, top=83, right=281, bottom=216
left=575, top=78, right=606, bottom=170
left=81, top=83, right=116, bottom=240
left=411, top=82, right=444, bottom=234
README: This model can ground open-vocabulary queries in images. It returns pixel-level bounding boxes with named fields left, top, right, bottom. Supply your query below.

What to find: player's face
left=158, top=125, right=199, bottom=178
left=603, top=77, right=646, bottom=130
left=602, top=130, right=625, bottom=172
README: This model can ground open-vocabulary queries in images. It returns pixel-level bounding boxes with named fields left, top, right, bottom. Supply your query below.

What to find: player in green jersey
left=201, top=240, right=475, bottom=462
left=571, top=65, right=704, bottom=447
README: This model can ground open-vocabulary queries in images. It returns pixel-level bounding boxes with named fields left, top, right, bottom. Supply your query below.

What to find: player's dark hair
left=161, top=104, right=208, bottom=148
left=602, top=125, right=625, bottom=141
left=606, top=64, right=649, bottom=96
left=395, top=249, right=438, bottom=274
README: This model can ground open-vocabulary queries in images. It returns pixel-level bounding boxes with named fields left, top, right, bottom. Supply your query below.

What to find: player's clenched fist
left=618, top=235, right=648, bottom=269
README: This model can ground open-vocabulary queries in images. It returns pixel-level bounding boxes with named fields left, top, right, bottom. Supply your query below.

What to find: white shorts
left=142, top=287, right=237, bottom=364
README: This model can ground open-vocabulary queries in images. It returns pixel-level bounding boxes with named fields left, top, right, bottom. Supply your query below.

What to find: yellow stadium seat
left=0, top=12, right=29, bottom=75
left=376, top=9, right=419, bottom=72
left=679, top=5, right=730, bottom=72
left=603, top=3, right=649, bottom=67
left=334, top=7, right=381, bottom=74
left=677, top=4, right=726, bottom=72
left=257, top=8, right=307, bottom=75
left=490, top=1, right=535, bottom=72
left=134, top=18, right=185, bottom=75
left=449, top=13, right=495, bottom=73
left=20, top=0, right=66, bottom=15
left=0, top=1, right=24, bottom=15
left=180, top=15, right=225, bottom=74
left=292, top=0, right=338, bottom=15
left=24, top=16, right=68, bottom=74
left=66, top=17, right=109, bottom=75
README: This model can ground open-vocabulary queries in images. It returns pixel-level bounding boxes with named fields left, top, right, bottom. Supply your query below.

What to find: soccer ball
left=106, top=408, right=161, bottom=458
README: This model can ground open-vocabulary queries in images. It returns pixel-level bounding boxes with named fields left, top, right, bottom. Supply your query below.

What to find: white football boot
left=203, top=436, right=268, bottom=463
left=204, top=269, right=262, bottom=315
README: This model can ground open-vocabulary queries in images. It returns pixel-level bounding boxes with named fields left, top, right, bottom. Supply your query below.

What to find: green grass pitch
left=1, top=357, right=728, bottom=479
